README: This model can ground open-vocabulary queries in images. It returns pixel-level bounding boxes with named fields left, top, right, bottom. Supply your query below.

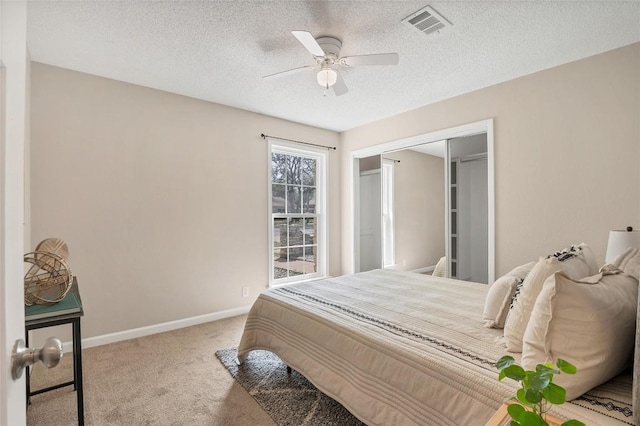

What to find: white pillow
left=503, top=243, right=598, bottom=352
left=432, top=256, right=447, bottom=278
left=483, top=261, right=536, bottom=328
left=506, top=262, right=537, bottom=282
left=483, top=275, right=518, bottom=328
left=521, top=271, right=638, bottom=400
left=609, top=247, right=640, bottom=280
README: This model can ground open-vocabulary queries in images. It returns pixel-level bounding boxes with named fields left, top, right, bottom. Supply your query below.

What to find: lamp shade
left=605, top=229, right=640, bottom=263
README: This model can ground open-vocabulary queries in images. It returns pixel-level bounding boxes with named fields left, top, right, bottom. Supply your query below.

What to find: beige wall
left=341, top=42, right=640, bottom=277
left=386, top=150, right=445, bottom=271
left=30, top=42, right=640, bottom=342
left=359, top=155, right=381, bottom=172
left=30, top=63, right=341, bottom=340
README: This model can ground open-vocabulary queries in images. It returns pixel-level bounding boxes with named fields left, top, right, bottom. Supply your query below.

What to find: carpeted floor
left=216, top=348, right=364, bottom=426
left=27, top=314, right=275, bottom=425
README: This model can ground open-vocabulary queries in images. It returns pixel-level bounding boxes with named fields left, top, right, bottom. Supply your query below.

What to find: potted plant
left=493, top=355, right=585, bottom=426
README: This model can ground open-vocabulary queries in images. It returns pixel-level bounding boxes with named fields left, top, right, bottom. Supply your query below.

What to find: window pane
left=302, top=187, right=316, bottom=213
left=272, top=184, right=286, bottom=213
left=272, top=153, right=286, bottom=183
left=302, top=158, right=316, bottom=185
left=303, top=218, right=316, bottom=245
left=304, top=246, right=317, bottom=274
left=273, top=248, right=288, bottom=279
left=273, top=218, right=287, bottom=247
left=286, top=248, right=303, bottom=277
left=286, top=155, right=301, bottom=185
left=288, top=218, right=303, bottom=247
left=287, top=186, right=302, bottom=213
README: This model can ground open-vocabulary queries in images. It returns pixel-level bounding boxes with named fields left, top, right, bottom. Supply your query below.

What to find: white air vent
left=402, top=5, right=451, bottom=36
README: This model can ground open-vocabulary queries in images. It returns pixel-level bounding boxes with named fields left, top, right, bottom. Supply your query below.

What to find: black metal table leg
left=73, top=318, right=84, bottom=426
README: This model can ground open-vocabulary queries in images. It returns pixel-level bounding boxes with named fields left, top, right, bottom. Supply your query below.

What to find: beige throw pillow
left=483, top=261, right=536, bottom=328
left=503, top=243, right=598, bottom=352
left=609, top=247, right=640, bottom=280
left=521, top=271, right=638, bottom=400
left=506, top=262, right=537, bottom=282
left=483, top=275, right=518, bottom=328
left=432, top=256, right=447, bottom=278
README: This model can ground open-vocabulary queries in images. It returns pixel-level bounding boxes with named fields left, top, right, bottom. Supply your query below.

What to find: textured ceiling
left=27, top=1, right=640, bottom=132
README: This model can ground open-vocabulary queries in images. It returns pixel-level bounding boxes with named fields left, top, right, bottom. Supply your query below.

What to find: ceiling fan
left=263, top=31, right=399, bottom=96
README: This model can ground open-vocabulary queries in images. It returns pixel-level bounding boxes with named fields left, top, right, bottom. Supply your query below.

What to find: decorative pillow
left=505, top=261, right=536, bottom=282
left=503, top=243, right=598, bottom=352
left=521, top=270, right=638, bottom=400
left=483, top=261, right=536, bottom=328
left=609, top=247, right=640, bottom=280
left=432, top=256, right=447, bottom=278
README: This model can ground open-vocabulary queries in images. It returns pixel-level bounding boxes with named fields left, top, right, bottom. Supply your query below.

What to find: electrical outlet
left=242, top=287, right=250, bottom=297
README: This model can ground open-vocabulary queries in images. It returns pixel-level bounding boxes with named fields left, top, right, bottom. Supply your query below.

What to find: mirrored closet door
left=353, top=122, right=493, bottom=284
left=447, top=135, right=488, bottom=283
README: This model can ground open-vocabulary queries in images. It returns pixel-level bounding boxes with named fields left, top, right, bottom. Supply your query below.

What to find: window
left=269, top=141, right=327, bottom=286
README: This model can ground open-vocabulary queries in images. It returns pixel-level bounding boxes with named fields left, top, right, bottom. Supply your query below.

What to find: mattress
left=237, top=269, right=633, bottom=425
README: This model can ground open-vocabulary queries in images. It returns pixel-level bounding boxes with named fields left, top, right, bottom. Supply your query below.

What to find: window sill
left=269, top=274, right=329, bottom=288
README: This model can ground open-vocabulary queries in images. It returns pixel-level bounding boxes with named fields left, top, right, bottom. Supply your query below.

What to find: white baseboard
left=61, top=304, right=252, bottom=353
left=412, top=265, right=436, bottom=274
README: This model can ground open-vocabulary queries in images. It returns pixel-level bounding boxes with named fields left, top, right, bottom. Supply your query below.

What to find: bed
left=237, top=269, right=634, bottom=425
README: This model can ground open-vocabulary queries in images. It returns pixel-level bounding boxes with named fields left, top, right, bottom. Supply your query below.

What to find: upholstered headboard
left=634, top=295, right=640, bottom=424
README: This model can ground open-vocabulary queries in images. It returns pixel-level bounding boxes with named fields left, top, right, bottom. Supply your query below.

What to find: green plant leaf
left=518, top=410, right=545, bottom=426
left=542, top=382, right=566, bottom=405
left=507, top=403, right=526, bottom=420
left=556, top=359, right=577, bottom=375
left=510, top=421, right=521, bottom=426
left=536, top=364, right=559, bottom=375
left=504, top=364, right=527, bottom=381
left=497, top=355, right=516, bottom=371
left=561, top=420, right=585, bottom=426
left=525, top=388, right=543, bottom=404
left=529, top=372, right=552, bottom=391
left=499, top=369, right=507, bottom=381
left=517, top=388, right=531, bottom=406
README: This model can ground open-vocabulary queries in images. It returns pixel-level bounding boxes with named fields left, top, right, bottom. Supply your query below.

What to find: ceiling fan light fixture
left=263, top=30, right=398, bottom=96
left=317, top=68, right=337, bottom=88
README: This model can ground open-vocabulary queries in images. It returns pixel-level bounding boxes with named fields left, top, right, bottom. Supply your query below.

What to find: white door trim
left=0, top=2, right=28, bottom=425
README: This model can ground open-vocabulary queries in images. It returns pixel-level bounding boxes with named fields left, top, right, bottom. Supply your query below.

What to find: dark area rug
left=216, top=348, right=365, bottom=426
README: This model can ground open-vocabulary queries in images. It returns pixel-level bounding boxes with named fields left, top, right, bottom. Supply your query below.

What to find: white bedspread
left=237, top=269, right=632, bottom=425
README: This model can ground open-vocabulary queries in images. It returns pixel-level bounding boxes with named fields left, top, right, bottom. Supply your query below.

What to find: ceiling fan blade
left=262, top=65, right=315, bottom=80
left=292, top=30, right=325, bottom=57
left=339, top=53, right=399, bottom=67
left=332, top=70, right=348, bottom=96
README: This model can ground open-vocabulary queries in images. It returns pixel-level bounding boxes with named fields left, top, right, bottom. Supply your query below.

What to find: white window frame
left=268, top=139, right=328, bottom=287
